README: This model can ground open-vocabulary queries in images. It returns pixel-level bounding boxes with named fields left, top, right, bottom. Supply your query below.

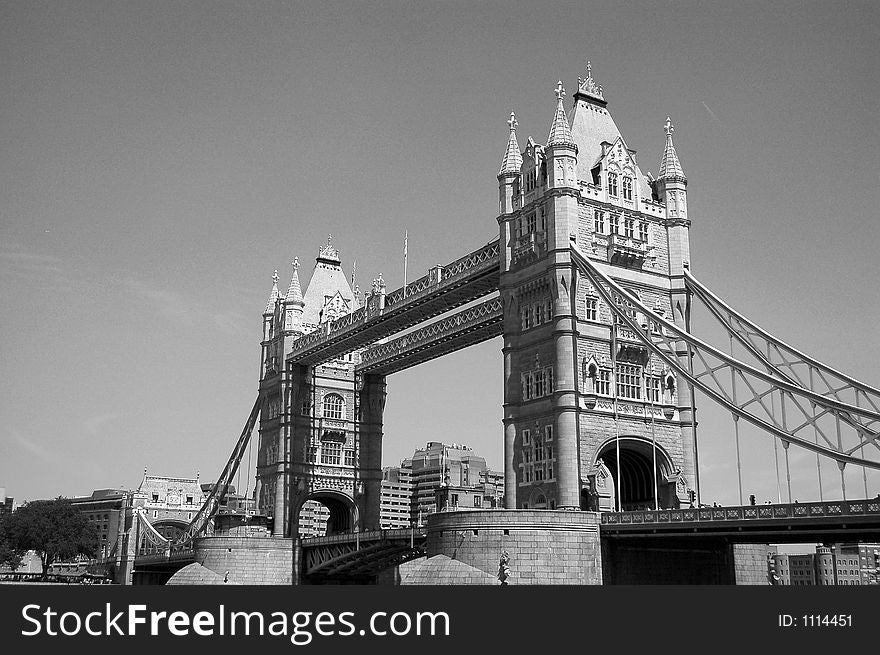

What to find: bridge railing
left=601, top=499, right=880, bottom=525
left=301, top=528, right=426, bottom=547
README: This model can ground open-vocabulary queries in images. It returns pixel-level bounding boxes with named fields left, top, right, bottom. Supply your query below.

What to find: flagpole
left=403, top=229, right=408, bottom=296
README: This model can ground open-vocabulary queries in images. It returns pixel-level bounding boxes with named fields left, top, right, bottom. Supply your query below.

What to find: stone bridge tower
left=497, top=64, right=697, bottom=512
left=256, top=238, right=383, bottom=537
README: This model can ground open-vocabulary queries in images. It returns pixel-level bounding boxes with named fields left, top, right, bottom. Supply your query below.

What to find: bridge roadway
left=600, top=498, right=880, bottom=543
left=130, top=499, right=880, bottom=582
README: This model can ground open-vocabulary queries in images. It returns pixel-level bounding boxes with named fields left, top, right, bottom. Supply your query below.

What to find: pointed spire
left=284, top=257, right=304, bottom=307
left=547, top=81, right=575, bottom=148
left=498, top=111, right=523, bottom=175
left=657, top=116, right=686, bottom=181
left=264, top=270, right=280, bottom=314
left=575, top=60, right=605, bottom=102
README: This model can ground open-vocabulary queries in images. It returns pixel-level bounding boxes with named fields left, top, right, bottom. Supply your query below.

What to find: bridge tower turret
left=652, top=116, right=698, bottom=503
left=282, top=258, right=305, bottom=336
left=499, top=81, right=583, bottom=510
left=261, top=270, right=280, bottom=374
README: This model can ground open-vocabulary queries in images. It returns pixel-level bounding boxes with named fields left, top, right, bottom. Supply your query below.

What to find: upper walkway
left=287, top=241, right=500, bottom=366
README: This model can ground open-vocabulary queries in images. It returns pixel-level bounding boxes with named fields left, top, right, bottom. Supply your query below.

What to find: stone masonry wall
left=193, top=535, right=292, bottom=585
left=426, top=509, right=602, bottom=585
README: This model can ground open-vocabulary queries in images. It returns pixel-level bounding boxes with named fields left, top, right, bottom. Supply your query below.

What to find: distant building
left=378, top=443, right=504, bottom=529
left=770, top=543, right=880, bottom=585
left=298, top=501, right=331, bottom=538
left=0, top=487, right=13, bottom=516
left=69, top=488, right=130, bottom=559
left=409, top=442, right=491, bottom=521
left=380, top=466, right=413, bottom=530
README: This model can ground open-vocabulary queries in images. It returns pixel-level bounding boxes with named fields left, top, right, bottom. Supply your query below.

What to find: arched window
left=622, top=176, right=633, bottom=201
left=608, top=172, right=618, bottom=196
left=322, top=393, right=345, bottom=420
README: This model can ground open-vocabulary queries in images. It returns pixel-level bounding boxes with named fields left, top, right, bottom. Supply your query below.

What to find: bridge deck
left=600, top=499, right=880, bottom=542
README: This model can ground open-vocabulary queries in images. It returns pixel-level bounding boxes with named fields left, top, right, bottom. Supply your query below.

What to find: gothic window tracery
left=608, top=172, right=618, bottom=197
left=322, top=393, right=345, bottom=420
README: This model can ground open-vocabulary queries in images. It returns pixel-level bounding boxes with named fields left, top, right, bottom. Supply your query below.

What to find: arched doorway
left=293, top=490, right=358, bottom=538
left=595, top=437, right=676, bottom=511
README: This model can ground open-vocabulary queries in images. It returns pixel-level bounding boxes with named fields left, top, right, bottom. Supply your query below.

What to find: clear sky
left=2, top=0, right=878, bottom=507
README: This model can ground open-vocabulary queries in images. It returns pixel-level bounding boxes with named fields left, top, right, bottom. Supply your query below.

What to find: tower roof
left=657, top=116, right=686, bottom=181
left=283, top=257, right=304, bottom=307
left=264, top=270, right=280, bottom=314
left=568, top=60, right=651, bottom=195
left=498, top=112, right=523, bottom=176
left=301, top=235, right=359, bottom=327
left=546, top=81, right=575, bottom=148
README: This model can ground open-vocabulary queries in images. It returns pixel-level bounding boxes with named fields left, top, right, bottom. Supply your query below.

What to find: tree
left=0, top=513, right=26, bottom=571
left=6, top=498, right=98, bottom=579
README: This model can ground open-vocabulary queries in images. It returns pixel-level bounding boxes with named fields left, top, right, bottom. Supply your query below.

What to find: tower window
left=610, top=212, right=619, bottom=234
left=322, top=393, right=345, bottom=420
left=638, top=221, right=648, bottom=242
left=608, top=172, right=618, bottom=197
left=646, top=376, right=660, bottom=403
left=622, top=176, right=633, bottom=201
left=597, top=368, right=612, bottom=396
left=616, top=363, right=642, bottom=400
left=624, top=218, right=634, bottom=239
left=585, top=297, right=598, bottom=321
left=321, top=441, right=342, bottom=466
left=534, top=369, right=546, bottom=397
left=594, top=209, right=605, bottom=233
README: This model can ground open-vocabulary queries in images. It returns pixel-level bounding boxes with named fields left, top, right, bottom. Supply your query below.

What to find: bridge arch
left=292, top=489, right=359, bottom=538
left=150, top=519, right=189, bottom=542
left=594, top=436, right=678, bottom=511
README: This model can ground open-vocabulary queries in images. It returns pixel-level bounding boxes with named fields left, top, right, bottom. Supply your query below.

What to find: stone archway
left=594, top=437, right=677, bottom=511
left=151, top=519, right=189, bottom=542
left=292, top=489, right=358, bottom=538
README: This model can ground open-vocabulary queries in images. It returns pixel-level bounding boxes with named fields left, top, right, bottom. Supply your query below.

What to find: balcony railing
left=607, top=233, right=648, bottom=268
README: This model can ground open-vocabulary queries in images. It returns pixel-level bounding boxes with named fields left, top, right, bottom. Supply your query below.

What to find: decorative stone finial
left=318, top=234, right=341, bottom=263
left=293, top=257, right=299, bottom=271
left=658, top=115, right=686, bottom=181
left=272, top=270, right=279, bottom=285
left=547, top=81, right=575, bottom=148
left=499, top=111, right=523, bottom=176
left=576, top=59, right=605, bottom=101
left=555, top=80, right=565, bottom=101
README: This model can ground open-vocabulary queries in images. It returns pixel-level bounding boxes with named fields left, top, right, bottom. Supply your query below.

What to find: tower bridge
left=122, top=61, right=879, bottom=585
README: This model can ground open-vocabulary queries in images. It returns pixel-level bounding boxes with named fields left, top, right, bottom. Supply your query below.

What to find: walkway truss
left=571, top=244, right=880, bottom=499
